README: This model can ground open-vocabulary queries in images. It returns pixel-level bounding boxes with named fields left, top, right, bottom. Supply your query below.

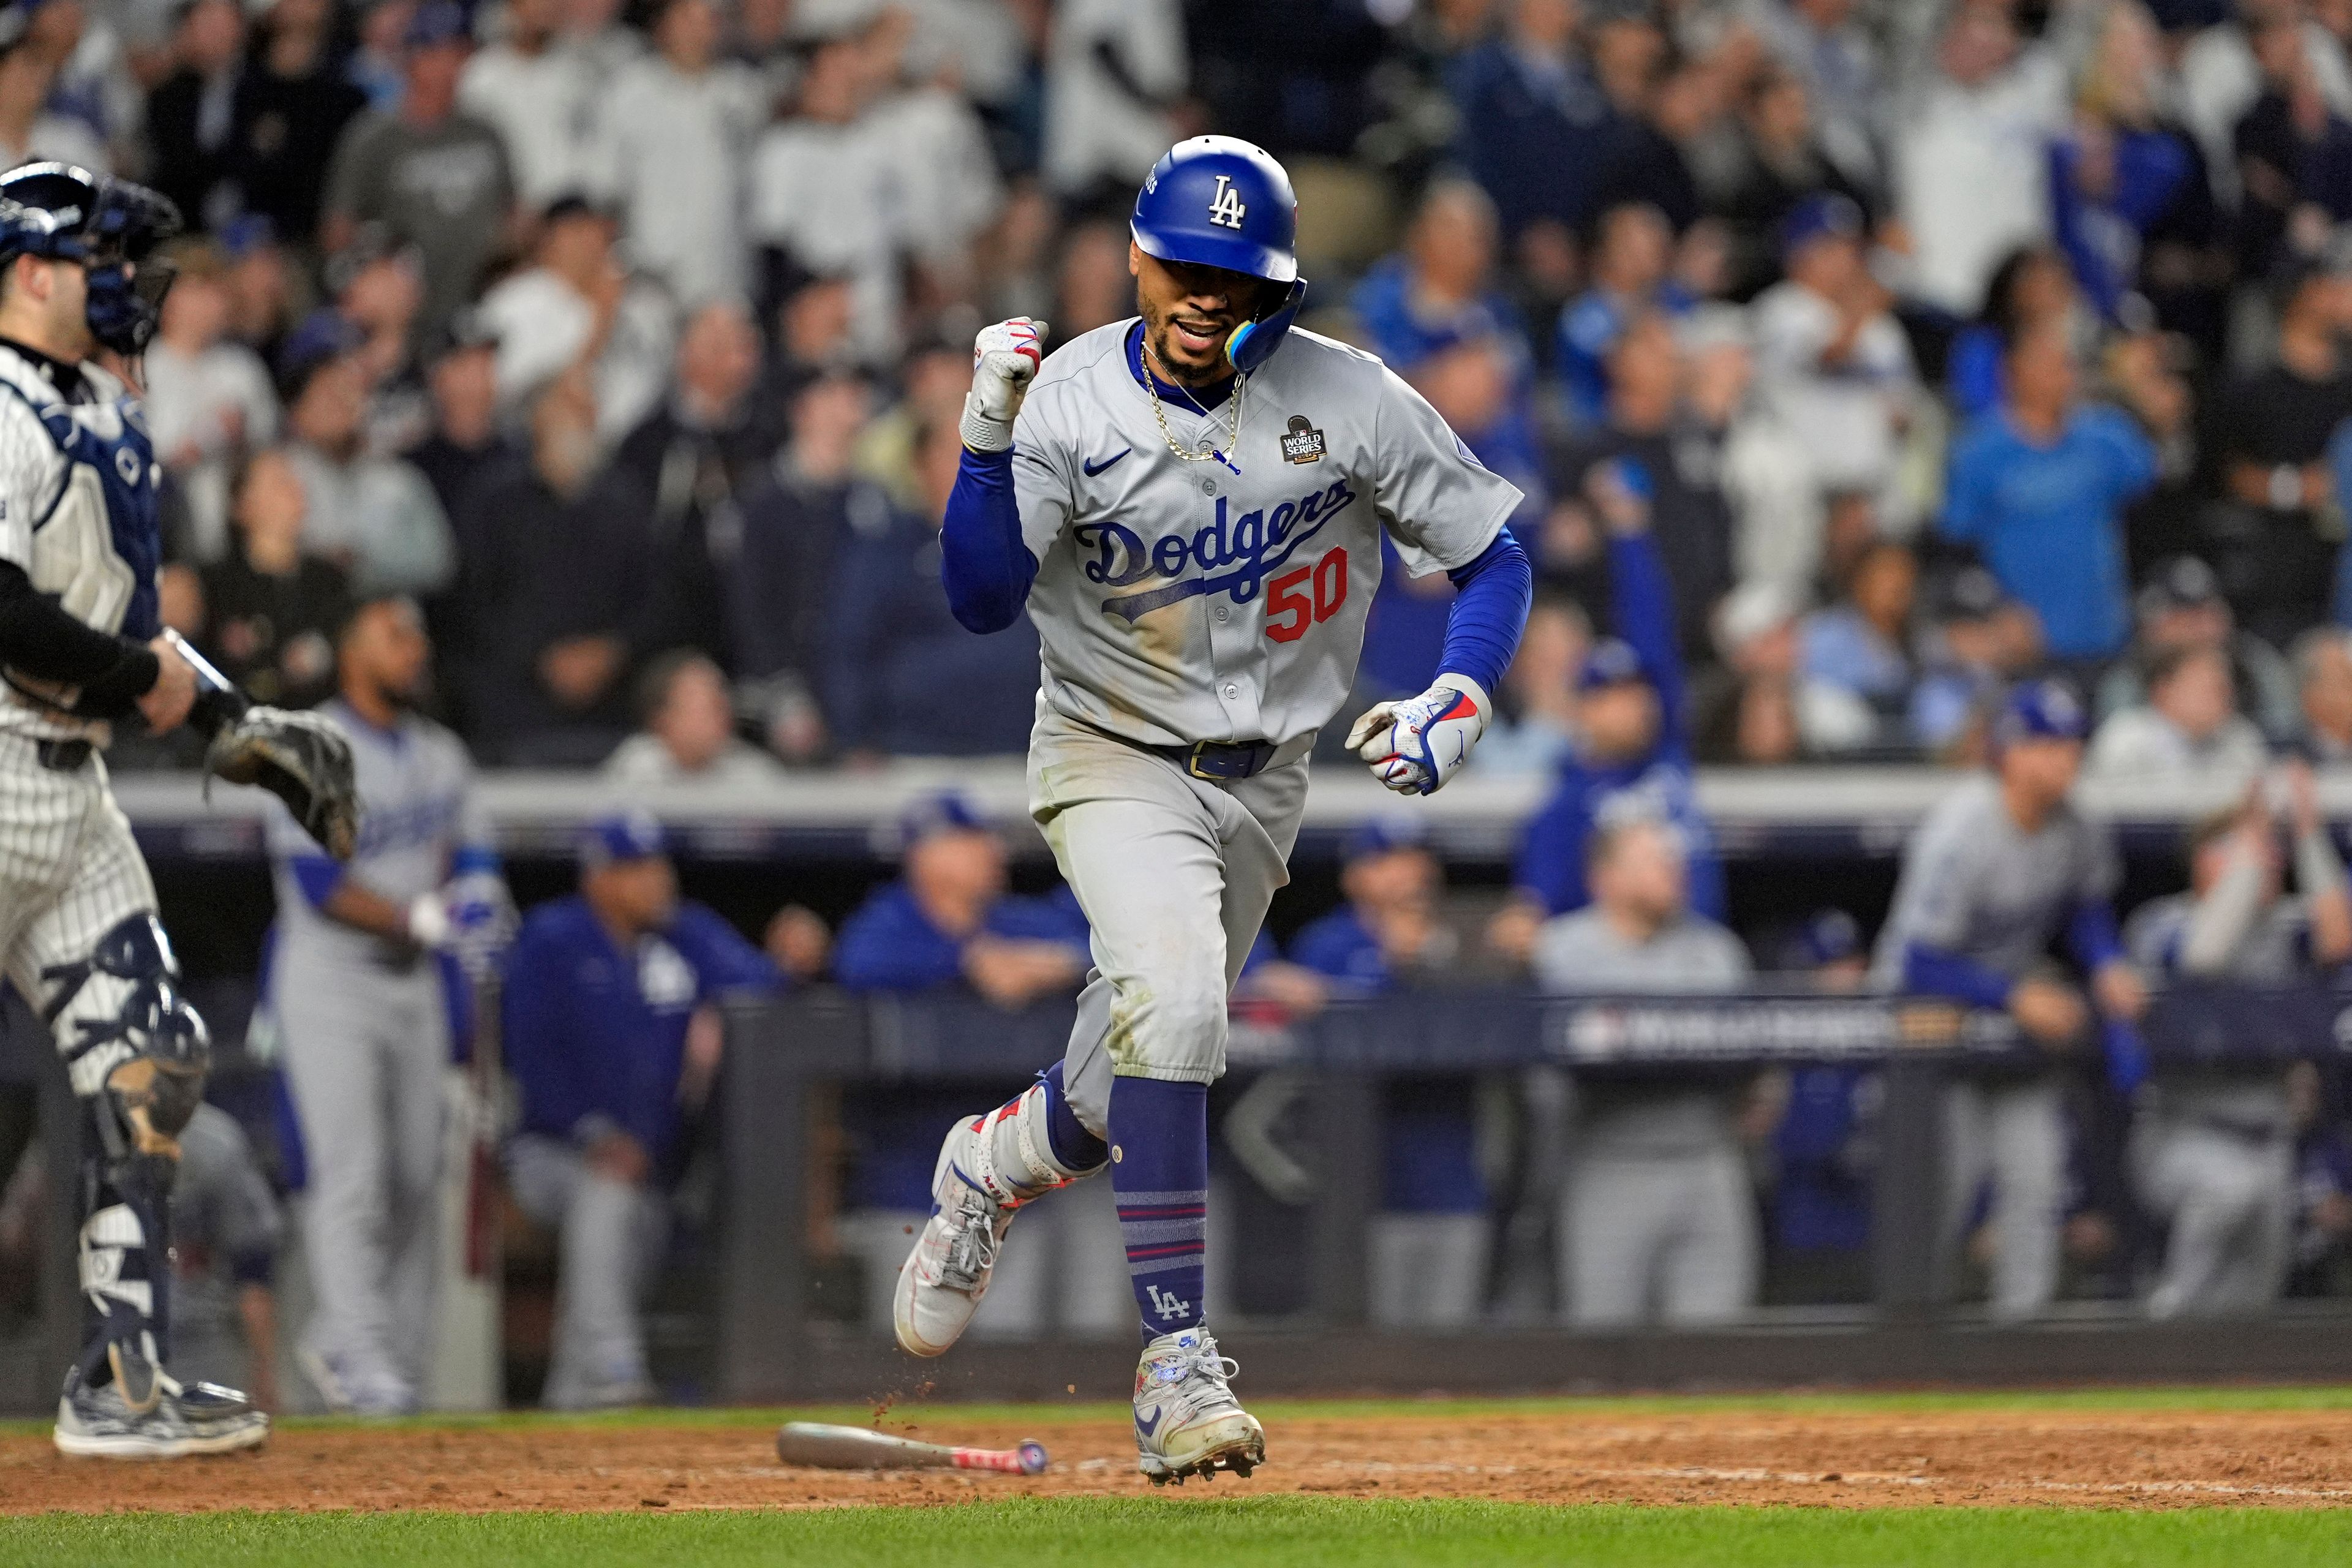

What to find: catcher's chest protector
left=7, top=377, right=162, bottom=643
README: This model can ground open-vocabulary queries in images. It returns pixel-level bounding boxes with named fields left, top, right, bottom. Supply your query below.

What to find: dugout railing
left=708, top=985, right=2352, bottom=1403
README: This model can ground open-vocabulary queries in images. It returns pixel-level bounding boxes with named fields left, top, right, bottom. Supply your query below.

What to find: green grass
left=10, top=1381, right=2352, bottom=1441
left=7, top=1500, right=2352, bottom=1568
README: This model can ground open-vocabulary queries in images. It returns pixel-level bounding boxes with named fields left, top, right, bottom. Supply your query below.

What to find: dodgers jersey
left=267, top=696, right=491, bottom=971
left=0, top=343, right=163, bottom=743
left=1009, top=322, right=1521, bottom=749
left=1869, top=774, right=2119, bottom=987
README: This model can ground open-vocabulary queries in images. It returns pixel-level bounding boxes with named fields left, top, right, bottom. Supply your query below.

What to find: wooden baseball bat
left=774, top=1422, right=1048, bottom=1475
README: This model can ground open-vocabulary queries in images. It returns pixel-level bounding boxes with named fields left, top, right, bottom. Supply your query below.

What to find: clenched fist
left=960, top=317, right=1047, bottom=453
left=1345, top=674, right=1491, bottom=796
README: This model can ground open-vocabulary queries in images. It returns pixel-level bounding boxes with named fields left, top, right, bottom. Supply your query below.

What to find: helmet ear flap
left=1225, top=277, right=1306, bottom=374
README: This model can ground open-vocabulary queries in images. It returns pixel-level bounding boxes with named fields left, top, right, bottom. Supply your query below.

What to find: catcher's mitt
left=202, top=704, right=360, bottom=860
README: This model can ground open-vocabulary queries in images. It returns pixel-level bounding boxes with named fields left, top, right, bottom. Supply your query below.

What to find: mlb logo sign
left=1280, top=415, right=1325, bottom=465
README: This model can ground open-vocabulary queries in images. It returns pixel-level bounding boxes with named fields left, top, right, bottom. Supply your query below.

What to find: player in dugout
left=500, top=812, right=804, bottom=1408
left=1873, top=679, right=2149, bottom=1319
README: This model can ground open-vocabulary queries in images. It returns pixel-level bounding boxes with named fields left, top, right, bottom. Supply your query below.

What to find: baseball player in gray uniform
left=892, top=137, right=1532, bottom=1482
left=1531, top=816, right=1758, bottom=1325
left=2124, top=767, right=2351, bottom=1317
left=268, top=596, right=508, bottom=1414
left=0, top=162, right=290, bottom=1457
left=1872, top=680, right=2147, bottom=1319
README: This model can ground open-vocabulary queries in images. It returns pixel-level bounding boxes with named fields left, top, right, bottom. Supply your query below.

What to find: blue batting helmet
left=0, top=161, right=183, bottom=354
left=1131, top=136, right=1307, bottom=374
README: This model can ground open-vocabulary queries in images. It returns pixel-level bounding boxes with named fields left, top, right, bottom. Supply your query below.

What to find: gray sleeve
left=1009, top=386, right=1077, bottom=558
left=1370, top=365, right=1521, bottom=576
left=324, top=116, right=385, bottom=224
left=1891, top=796, right=1988, bottom=953
left=2076, top=816, right=2121, bottom=905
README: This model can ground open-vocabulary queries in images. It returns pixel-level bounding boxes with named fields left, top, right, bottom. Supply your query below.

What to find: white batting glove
left=408, top=871, right=519, bottom=973
left=960, top=316, right=1047, bottom=453
left=1344, top=674, right=1491, bottom=796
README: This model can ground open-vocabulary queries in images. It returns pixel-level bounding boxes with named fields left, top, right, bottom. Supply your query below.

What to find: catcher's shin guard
left=43, top=913, right=209, bottom=1409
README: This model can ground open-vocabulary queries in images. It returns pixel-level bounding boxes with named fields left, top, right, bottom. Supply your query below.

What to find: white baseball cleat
left=894, top=1099, right=1041, bottom=1357
left=1131, top=1326, right=1265, bottom=1483
left=53, top=1368, right=269, bottom=1459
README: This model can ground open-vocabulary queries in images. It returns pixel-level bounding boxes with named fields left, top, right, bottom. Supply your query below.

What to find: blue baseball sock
left=1039, top=1062, right=1107, bottom=1172
left=1109, top=1075, right=1209, bottom=1340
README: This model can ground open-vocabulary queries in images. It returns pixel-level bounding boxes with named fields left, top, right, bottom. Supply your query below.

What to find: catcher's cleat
left=1133, top=1326, right=1265, bottom=1483
left=894, top=1087, right=1092, bottom=1357
left=53, top=1367, right=268, bottom=1459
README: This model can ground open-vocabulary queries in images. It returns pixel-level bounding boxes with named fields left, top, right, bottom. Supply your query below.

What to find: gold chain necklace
left=1141, top=335, right=1244, bottom=466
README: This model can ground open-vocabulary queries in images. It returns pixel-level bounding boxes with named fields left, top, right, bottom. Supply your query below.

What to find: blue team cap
left=276, top=308, right=365, bottom=397
left=1577, top=637, right=1651, bottom=693
left=217, top=212, right=276, bottom=260
left=897, top=791, right=988, bottom=849
left=1344, top=813, right=1432, bottom=863
left=1779, top=193, right=1865, bottom=260
left=1992, top=678, right=2089, bottom=748
left=580, top=810, right=668, bottom=867
left=1793, top=909, right=1863, bottom=968
left=404, top=0, right=470, bottom=50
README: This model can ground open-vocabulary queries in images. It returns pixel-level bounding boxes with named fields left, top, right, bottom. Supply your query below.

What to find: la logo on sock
left=1146, top=1284, right=1192, bottom=1320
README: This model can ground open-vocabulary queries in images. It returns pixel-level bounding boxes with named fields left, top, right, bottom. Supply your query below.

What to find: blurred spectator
left=601, top=650, right=786, bottom=786
left=1692, top=579, right=1807, bottom=766
left=1290, top=817, right=1491, bottom=1329
left=2125, top=773, right=2350, bottom=1317
left=2085, top=643, right=2269, bottom=783
left=2294, top=627, right=2352, bottom=761
left=478, top=194, right=675, bottom=443
left=824, top=418, right=1042, bottom=760
left=1551, top=315, right=1733, bottom=662
left=1940, top=320, right=2158, bottom=666
left=1893, top=2, right=2067, bottom=318
left=2051, top=3, right=2205, bottom=323
left=1556, top=202, right=1690, bottom=427
left=503, top=812, right=788, bottom=1406
left=145, top=239, right=279, bottom=564
left=1874, top=679, right=2147, bottom=1320
left=1041, top=0, right=1186, bottom=205
left=144, top=0, right=247, bottom=230
left=1496, top=489, right=1724, bottom=957
left=2181, top=0, right=2352, bottom=205
left=323, top=2, right=516, bottom=343
left=1050, top=218, right=1134, bottom=344
left=2290, top=1058, right=2352, bottom=1294
left=281, top=311, right=457, bottom=598
left=330, top=226, right=431, bottom=454
left=1798, top=538, right=1915, bottom=752
left=459, top=0, right=600, bottom=211
left=748, top=30, right=899, bottom=363
left=1750, top=194, right=1917, bottom=522
left=2231, top=11, right=2352, bottom=280
left=221, top=215, right=305, bottom=366
left=408, top=313, right=515, bottom=532
left=1714, top=66, right=1874, bottom=300
left=2097, top=556, right=2299, bottom=739
left=1909, top=566, right=2042, bottom=761
left=1533, top=815, right=1758, bottom=1326
left=598, top=0, right=763, bottom=308
left=727, top=373, right=874, bottom=764
left=2210, top=258, right=2352, bottom=646
left=197, top=448, right=353, bottom=710
left=1945, top=246, right=2084, bottom=423
left=610, top=298, right=775, bottom=665
left=232, top=0, right=369, bottom=243
left=1478, top=595, right=1591, bottom=777
left=166, top=1103, right=283, bottom=1412
left=1745, top=0, right=1882, bottom=199
left=0, top=5, right=105, bottom=170
left=453, top=366, right=647, bottom=763
left=1449, top=0, right=1621, bottom=243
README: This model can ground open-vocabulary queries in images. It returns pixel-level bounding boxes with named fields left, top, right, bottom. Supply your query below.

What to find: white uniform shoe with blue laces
left=1131, top=1326, right=1264, bottom=1483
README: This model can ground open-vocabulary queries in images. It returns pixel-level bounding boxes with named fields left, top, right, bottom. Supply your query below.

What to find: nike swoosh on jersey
left=1082, top=448, right=1131, bottom=477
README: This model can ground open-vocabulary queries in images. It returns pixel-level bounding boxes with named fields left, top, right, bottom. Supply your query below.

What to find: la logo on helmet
left=1208, top=175, right=1246, bottom=230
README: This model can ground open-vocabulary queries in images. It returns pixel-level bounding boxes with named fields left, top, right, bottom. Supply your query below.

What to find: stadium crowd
left=21, top=0, right=2352, bottom=1408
